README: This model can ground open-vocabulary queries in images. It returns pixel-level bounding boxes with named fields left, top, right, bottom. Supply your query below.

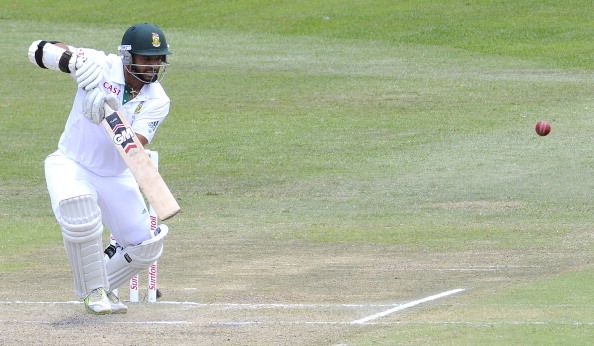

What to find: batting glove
left=83, top=89, right=118, bottom=124
left=73, top=55, right=104, bottom=91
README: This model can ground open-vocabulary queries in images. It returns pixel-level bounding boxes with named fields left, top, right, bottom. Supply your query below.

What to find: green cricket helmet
left=119, top=23, right=171, bottom=83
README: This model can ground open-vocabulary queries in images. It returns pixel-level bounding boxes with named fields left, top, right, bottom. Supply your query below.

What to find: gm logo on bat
left=106, top=113, right=138, bottom=153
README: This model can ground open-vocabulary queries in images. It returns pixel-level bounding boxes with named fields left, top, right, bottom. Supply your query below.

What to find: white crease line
left=210, top=320, right=594, bottom=326
left=1, top=301, right=82, bottom=305
left=112, top=320, right=192, bottom=325
left=3, top=319, right=593, bottom=327
left=0, top=320, right=191, bottom=325
left=157, top=301, right=394, bottom=308
left=0, top=301, right=395, bottom=308
left=351, top=288, right=466, bottom=325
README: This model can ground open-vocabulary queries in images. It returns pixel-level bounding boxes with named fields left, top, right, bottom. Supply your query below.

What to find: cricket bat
left=101, top=105, right=180, bottom=220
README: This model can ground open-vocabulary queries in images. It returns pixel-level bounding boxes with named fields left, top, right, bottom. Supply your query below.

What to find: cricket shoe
left=84, top=287, right=112, bottom=315
left=107, top=290, right=128, bottom=314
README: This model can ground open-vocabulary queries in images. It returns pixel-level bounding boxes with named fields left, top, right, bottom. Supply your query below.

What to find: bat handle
left=104, top=103, right=115, bottom=115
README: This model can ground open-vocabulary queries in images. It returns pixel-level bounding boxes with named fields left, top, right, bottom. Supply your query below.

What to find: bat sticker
left=105, top=112, right=138, bottom=153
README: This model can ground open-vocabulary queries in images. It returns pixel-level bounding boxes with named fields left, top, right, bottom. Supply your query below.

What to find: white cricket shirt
left=58, top=48, right=170, bottom=177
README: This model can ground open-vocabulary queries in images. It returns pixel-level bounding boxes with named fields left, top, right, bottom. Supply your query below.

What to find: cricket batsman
left=28, top=23, right=172, bottom=314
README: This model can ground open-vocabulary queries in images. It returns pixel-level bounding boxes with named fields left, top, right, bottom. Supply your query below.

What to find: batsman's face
left=131, top=55, right=166, bottom=83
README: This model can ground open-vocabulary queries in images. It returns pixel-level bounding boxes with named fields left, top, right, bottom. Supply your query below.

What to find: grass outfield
left=1, top=1, right=594, bottom=344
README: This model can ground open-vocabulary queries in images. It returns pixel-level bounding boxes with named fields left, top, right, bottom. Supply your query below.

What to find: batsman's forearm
left=27, top=40, right=76, bottom=73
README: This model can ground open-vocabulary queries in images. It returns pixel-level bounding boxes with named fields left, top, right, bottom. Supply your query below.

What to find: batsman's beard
left=126, top=63, right=168, bottom=84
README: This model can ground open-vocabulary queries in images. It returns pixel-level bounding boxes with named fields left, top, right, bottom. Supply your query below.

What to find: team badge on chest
left=134, top=101, right=145, bottom=114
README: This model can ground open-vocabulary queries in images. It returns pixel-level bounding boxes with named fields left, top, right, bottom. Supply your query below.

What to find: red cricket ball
left=535, top=121, right=551, bottom=136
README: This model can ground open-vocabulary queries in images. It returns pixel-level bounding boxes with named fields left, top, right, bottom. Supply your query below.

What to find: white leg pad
left=59, top=195, right=108, bottom=299
left=106, top=225, right=169, bottom=289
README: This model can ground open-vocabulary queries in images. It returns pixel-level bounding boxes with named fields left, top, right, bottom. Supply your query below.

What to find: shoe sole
left=86, top=309, right=112, bottom=315
left=85, top=306, right=112, bottom=315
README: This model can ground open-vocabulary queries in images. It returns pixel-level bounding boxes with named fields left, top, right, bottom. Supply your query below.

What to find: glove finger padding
left=82, top=88, right=106, bottom=124
left=91, top=91, right=106, bottom=123
left=76, top=57, right=103, bottom=90
left=104, top=93, right=119, bottom=114
left=82, top=88, right=99, bottom=119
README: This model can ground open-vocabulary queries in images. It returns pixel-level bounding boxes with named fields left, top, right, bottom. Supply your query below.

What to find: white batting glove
left=83, top=89, right=118, bottom=124
left=72, top=55, right=104, bottom=90
left=104, top=92, right=119, bottom=114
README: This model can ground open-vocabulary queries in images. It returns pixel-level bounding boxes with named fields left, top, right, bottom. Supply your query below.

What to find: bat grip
left=104, top=103, right=114, bottom=115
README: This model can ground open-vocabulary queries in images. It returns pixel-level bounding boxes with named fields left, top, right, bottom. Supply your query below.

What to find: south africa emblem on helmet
left=151, top=32, right=161, bottom=47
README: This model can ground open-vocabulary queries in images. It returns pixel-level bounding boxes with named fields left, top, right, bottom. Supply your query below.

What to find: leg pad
left=59, top=195, right=108, bottom=298
left=106, top=225, right=169, bottom=289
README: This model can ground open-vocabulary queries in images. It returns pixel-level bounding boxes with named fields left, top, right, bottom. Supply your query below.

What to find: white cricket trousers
left=45, top=150, right=152, bottom=247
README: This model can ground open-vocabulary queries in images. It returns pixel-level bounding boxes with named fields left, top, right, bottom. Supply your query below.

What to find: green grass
left=363, top=268, right=594, bottom=345
left=1, top=1, right=594, bottom=344
left=3, top=1, right=594, bottom=68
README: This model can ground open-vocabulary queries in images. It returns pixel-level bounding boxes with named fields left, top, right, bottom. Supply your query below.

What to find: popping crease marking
left=0, top=300, right=402, bottom=308
left=1, top=289, right=467, bottom=327
left=3, top=319, right=593, bottom=326
left=351, top=288, right=466, bottom=324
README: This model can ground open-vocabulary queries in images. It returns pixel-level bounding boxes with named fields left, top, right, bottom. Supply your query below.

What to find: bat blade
left=101, top=110, right=180, bottom=220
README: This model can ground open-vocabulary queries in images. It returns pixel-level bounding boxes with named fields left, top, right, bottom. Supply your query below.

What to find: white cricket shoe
left=84, top=287, right=111, bottom=315
left=107, top=290, right=128, bottom=314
